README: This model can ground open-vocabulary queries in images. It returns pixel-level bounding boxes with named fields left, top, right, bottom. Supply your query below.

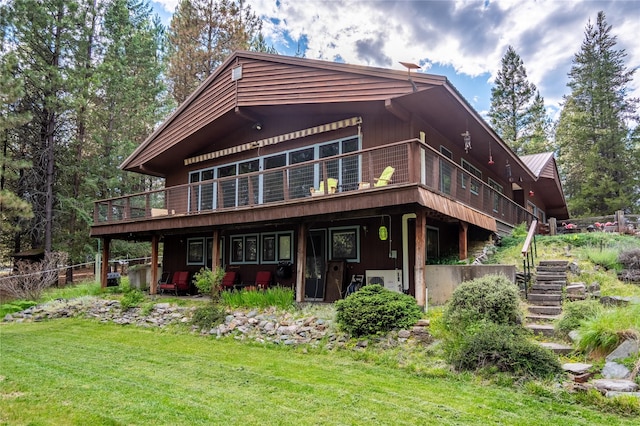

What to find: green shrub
left=193, top=267, right=226, bottom=300
left=442, top=274, right=521, bottom=332
left=555, top=300, right=603, bottom=337
left=334, top=285, right=422, bottom=337
left=191, top=303, right=226, bottom=329
left=0, top=300, right=38, bottom=317
left=120, top=287, right=145, bottom=310
left=445, top=323, right=562, bottom=379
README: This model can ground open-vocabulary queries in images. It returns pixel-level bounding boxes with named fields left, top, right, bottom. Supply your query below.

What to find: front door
left=305, top=230, right=326, bottom=300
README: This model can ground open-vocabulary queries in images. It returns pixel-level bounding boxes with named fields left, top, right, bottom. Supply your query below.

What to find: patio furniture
left=159, top=271, right=190, bottom=295
left=221, top=270, right=239, bottom=290
left=373, top=166, right=395, bottom=187
left=254, top=271, right=273, bottom=290
left=310, top=178, right=338, bottom=196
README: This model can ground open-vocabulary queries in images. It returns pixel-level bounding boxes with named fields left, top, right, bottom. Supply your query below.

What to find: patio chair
left=373, top=166, right=395, bottom=187
left=220, top=270, right=239, bottom=290
left=159, top=271, right=189, bottom=295
left=254, top=271, right=273, bottom=290
left=310, top=178, right=338, bottom=196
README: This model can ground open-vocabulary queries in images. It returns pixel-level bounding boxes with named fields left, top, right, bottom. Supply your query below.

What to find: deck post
left=414, top=211, right=426, bottom=307
left=150, top=235, right=159, bottom=294
left=211, top=229, right=221, bottom=269
left=100, top=237, right=110, bottom=288
left=458, top=221, right=468, bottom=261
left=295, top=223, right=307, bottom=303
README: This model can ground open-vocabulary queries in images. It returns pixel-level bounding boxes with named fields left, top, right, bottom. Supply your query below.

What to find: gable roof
left=521, top=152, right=569, bottom=219
left=120, top=51, right=535, bottom=184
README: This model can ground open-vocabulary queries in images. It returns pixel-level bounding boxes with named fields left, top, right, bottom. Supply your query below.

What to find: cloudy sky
left=151, top=0, right=640, bottom=121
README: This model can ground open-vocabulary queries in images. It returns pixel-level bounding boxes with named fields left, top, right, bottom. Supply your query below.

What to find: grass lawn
left=1, top=320, right=636, bottom=425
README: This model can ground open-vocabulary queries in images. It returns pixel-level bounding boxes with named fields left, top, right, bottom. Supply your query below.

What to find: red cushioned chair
left=159, top=271, right=189, bottom=295
left=220, top=271, right=239, bottom=290
left=254, top=271, right=273, bottom=290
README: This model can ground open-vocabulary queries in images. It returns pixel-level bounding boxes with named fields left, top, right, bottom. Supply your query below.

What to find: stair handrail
left=520, top=219, right=538, bottom=297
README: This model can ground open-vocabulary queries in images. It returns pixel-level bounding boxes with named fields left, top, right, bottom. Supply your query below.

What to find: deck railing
left=93, top=139, right=535, bottom=227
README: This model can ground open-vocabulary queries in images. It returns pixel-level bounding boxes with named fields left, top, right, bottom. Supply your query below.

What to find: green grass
left=1, top=320, right=637, bottom=425
left=575, top=304, right=640, bottom=357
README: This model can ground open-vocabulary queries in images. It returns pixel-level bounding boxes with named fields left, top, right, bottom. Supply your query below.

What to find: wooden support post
left=414, top=212, right=426, bottom=307
left=100, top=237, right=110, bottom=288
left=150, top=235, right=159, bottom=295
left=211, top=229, right=221, bottom=269
left=295, top=223, right=307, bottom=303
left=459, top=221, right=468, bottom=261
left=549, top=217, right=557, bottom=236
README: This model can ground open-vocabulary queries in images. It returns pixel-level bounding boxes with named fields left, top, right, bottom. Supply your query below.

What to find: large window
left=461, top=159, right=482, bottom=195
left=230, top=234, right=258, bottom=265
left=188, top=135, right=362, bottom=211
left=488, top=178, right=503, bottom=213
left=260, top=232, right=293, bottom=263
left=439, top=146, right=453, bottom=195
left=329, top=226, right=360, bottom=262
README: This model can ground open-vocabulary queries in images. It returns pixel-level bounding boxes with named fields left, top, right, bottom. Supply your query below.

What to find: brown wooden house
left=90, top=51, right=568, bottom=305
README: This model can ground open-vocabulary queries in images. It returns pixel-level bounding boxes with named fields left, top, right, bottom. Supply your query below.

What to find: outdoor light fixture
left=253, top=122, right=262, bottom=131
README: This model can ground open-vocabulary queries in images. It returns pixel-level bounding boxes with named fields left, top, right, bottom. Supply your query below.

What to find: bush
left=442, top=274, right=521, bottom=332
left=445, top=323, right=562, bottom=379
left=555, top=300, right=603, bottom=337
left=120, top=287, right=145, bottom=310
left=335, top=285, right=422, bottom=337
left=0, top=300, right=38, bottom=317
left=193, top=267, right=226, bottom=300
left=191, top=303, right=226, bottom=329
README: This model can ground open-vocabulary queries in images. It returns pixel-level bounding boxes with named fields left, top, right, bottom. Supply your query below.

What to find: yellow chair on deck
left=310, top=178, right=338, bottom=196
left=373, top=166, right=395, bottom=187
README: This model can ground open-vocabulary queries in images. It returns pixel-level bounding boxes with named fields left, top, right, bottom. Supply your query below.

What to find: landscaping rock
left=592, top=379, right=639, bottom=393
left=562, top=363, right=592, bottom=375
left=605, top=339, right=639, bottom=362
left=602, top=361, right=630, bottom=380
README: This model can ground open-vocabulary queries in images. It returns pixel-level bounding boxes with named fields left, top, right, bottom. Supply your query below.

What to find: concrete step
left=532, top=282, right=565, bottom=290
left=527, top=293, right=563, bottom=305
left=528, top=305, right=563, bottom=316
left=526, top=323, right=555, bottom=337
left=535, top=274, right=567, bottom=281
left=530, top=284, right=563, bottom=293
left=539, top=342, right=573, bottom=355
left=526, top=313, right=560, bottom=323
left=539, top=260, right=569, bottom=267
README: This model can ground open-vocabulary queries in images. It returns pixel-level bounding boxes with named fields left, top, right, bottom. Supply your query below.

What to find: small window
left=187, top=238, right=205, bottom=265
left=461, top=159, right=482, bottom=195
left=329, top=227, right=360, bottom=262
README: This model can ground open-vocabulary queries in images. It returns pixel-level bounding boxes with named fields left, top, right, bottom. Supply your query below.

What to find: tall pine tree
left=555, top=11, right=639, bottom=216
left=489, top=46, right=551, bottom=155
left=166, top=0, right=263, bottom=104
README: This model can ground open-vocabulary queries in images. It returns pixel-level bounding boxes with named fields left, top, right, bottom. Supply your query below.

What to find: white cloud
left=159, top=0, right=640, bottom=116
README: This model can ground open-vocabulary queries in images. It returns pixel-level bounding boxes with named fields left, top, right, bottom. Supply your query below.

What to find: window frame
left=186, top=237, right=205, bottom=266
left=329, top=226, right=360, bottom=262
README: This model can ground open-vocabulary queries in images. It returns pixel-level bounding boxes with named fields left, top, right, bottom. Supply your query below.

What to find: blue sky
left=151, top=0, right=640, bottom=122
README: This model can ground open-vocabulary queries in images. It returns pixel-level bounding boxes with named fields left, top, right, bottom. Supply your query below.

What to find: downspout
left=402, top=213, right=417, bottom=292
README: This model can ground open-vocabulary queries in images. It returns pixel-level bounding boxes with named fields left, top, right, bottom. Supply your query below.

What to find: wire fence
left=0, top=256, right=158, bottom=284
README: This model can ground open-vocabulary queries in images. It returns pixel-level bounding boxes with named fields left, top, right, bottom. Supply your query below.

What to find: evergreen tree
left=0, top=51, right=34, bottom=245
left=489, top=46, right=551, bottom=155
left=555, top=11, right=639, bottom=215
left=166, top=0, right=263, bottom=104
